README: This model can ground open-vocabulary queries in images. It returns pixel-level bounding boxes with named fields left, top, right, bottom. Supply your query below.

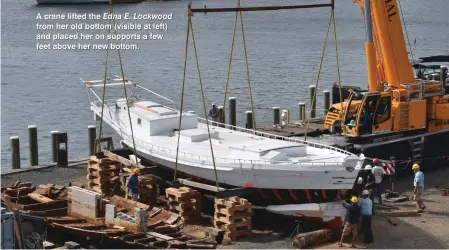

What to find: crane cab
left=340, top=91, right=394, bottom=137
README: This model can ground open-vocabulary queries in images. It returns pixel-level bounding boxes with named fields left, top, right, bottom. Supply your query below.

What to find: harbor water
left=1, top=0, right=448, bottom=169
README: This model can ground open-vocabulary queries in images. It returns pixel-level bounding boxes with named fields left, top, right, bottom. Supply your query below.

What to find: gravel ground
left=2, top=164, right=448, bottom=249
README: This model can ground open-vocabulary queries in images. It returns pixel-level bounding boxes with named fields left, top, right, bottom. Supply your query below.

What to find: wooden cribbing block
left=223, top=230, right=252, bottom=242
left=28, top=193, right=54, bottom=203
left=213, top=214, right=252, bottom=225
left=213, top=219, right=252, bottom=231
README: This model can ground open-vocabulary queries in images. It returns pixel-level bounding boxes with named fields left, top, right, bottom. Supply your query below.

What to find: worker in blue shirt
left=359, top=190, right=373, bottom=244
left=339, top=197, right=361, bottom=248
left=412, top=164, right=425, bottom=210
left=127, top=168, right=140, bottom=201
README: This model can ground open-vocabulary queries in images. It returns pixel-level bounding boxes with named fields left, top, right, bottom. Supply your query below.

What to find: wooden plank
left=147, top=232, right=174, bottom=240
left=20, top=200, right=67, bottom=210
left=177, top=178, right=226, bottom=192
left=28, top=193, right=54, bottom=203
left=104, top=150, right=142, bottom=168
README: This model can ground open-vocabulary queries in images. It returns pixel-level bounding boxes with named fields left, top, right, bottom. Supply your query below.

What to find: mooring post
left=286, top=109, right=290, bottom=124
left=10, top=136, right=20, bottom=169
left=299, top=102, right=306, bottom=121
left=28, top=125, right=39, bottom=166
left=229, top=97, right=236, bottom=129
left=218, top=106, right=225, bottom=128
left=390, top=156, right=395, bottom=192
left=273, top=107, right=280, bottom=125
left=323, top=90, right=330, bottom=115
left=88, top=125, right=96, bottom=156
left=51, top=131, right=59, bottom=162
left=246, top=111, right=253, bottom=129
left=441, top=65, right=448, bottom=88
left=309, top=85, right=316, bottom=118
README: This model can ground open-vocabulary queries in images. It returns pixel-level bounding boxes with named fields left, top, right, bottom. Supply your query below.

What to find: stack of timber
left=165, top=187, right=201, bottom=223
left=138, top=175, right=158, bottom=204
left=87, top=155, right=121, bottom=194
left=213, top=196, right=252, bottom=243
left=1, top=182, right=68, bottom=216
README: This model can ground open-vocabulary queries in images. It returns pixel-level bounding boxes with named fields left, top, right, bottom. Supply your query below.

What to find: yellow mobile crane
left=324, top=0, right=449, bottom=142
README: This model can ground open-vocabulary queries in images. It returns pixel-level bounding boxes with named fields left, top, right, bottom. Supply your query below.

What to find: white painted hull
left=266, top=201, right=346, bottom=221
left=85, top=80, right=362, bottom=191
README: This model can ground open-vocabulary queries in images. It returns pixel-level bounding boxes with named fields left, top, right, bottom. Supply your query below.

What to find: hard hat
left=133, top=168, right=141, bottom=174
left=357, top=177, right=363, bottom=184
left=212, top=102, right=215, bottom=106
left=372, top=158, right=379, bottom=164
left=412, top=164, right=420, bottom=170
left=362, top=190, right=370, bottom=196
left=351, top=196, right=359, bottom=203
left=364, top=165, right=372, bottom=170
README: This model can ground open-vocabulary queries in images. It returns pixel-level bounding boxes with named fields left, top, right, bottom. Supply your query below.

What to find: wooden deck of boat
left=257, top=120, right=328, bottom=138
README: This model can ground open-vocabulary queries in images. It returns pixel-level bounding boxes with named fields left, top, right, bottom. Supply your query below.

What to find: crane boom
left=355, top=0, right=415, bottom=87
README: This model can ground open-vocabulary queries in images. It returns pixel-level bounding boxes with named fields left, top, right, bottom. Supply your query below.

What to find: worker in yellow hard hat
left=339, top=196, right=361, bottom=248
left=412, top=163, right=425, bottom=210
left=127, top=168, right=140, bottom=201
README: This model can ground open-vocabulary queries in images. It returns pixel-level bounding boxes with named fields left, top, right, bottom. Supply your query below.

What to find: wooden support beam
left=28, top=193, right=54, bottom=203
left=190, top=2, right=333, bottom=13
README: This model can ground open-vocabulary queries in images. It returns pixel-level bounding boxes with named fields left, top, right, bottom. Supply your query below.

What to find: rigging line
left=222, top=0, right=239, bottom=117
left=239, top=0, right=257, bottom=130
left=304, top=10, right=333, bottom=141
left=397, top=0, right=414, bottom=62
left=96, top=5, right=113, bottom=154
left=174, top=6, right=192, bottom=181
left=331, top=9, right=347, bottom=151
left=189, top=14, right=221, bottom=195
left=111, top=11, right=139, bottom=165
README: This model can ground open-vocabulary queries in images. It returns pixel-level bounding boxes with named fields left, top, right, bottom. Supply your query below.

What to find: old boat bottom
left=84, top=77, right=362, bottom=207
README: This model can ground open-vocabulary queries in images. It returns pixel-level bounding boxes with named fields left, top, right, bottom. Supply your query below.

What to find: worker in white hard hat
left=412, top=163, right=425, bottom=210
left=359, top=190, right=373, bottom=244
left=364, top=165, right=376, bottom=214
left=208, top=102, right=219, bottom=124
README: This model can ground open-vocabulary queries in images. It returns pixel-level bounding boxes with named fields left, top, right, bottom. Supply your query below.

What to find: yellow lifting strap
left=174, top=3, right=221, bottom=196
left=304, top=9, right=347, bottom=150
left=222, top=0, right=256, bottom=129
left=96, top=1, right=140, bottom=164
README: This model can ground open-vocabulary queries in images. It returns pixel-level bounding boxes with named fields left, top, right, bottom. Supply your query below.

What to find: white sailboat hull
left=84, top=80, right=362, bottom=191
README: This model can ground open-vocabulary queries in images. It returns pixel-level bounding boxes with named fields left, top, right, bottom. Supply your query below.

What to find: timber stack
left=138, top=174, right=158, bottom=204
left=87, top=155, right=121, bottom=194
left=213, top=196, right=252, bottom=243
left=165, top=187, right=201, bottom=223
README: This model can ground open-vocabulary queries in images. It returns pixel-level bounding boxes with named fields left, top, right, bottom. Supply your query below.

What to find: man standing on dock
left=127, top=168, right=140, bottom=201
left=208, top=103, right=219, bottom=124
left=412, top=164, right=425, bottom=210
left=338, top=197, right=361, bottom=248
left=371, top=158, right=385, bottom=204
left=359, top=190, right=373, bottom=244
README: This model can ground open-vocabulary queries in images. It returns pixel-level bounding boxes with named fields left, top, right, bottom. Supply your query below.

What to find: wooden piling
left=218, top=106, right=225, bottom=128
left=246, top=111, right=253, bottom=129
left=299, top=103, right=306, bottom=121
left=441, top=66, right=448, bottom=87
left=273, top=107, right=280, bottom=125
left=28, top=125, right=38, bottom=166
left=51, top=131, right=59, bottom=162
left=309, top=85, right=316, bottom=118
left=88, top=125, right=96, bottom=156
left=10, top=136, right=20, bottom=169
left=323, top=90, right=330, bottom=115
left=229, top=97, right=236, bottom=129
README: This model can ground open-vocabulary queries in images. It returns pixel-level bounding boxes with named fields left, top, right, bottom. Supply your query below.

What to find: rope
left=96, top=4, right=113, bottom=154
left=239, top=0, right=257, bottom=130
left=330, top=9, right=347, bottom=151
left=397, top=0, right=414, bottom=62
left=304, top=11, right=333, bottom=140
left=221, top=0, right=239, bottom=117
left=174, top=6, right=191, bottom=181
left=189, top=12, right=221, bottom=195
